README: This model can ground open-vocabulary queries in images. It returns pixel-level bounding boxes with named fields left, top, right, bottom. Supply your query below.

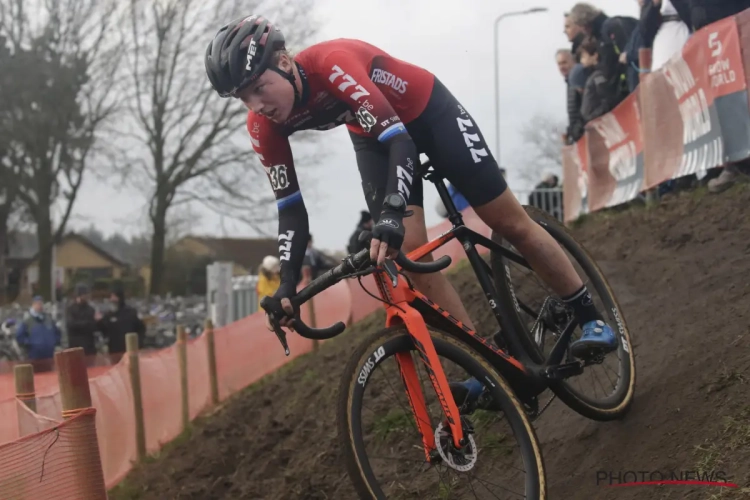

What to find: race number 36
left=266, top=164, right=289, bottom=191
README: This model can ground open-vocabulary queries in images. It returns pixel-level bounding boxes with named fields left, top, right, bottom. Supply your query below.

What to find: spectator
left=674, top=0, right=750, bottom=31
left=256, top=255, right=281, bottom=308
left=564, top=13, right=589, bottom=144
left=555, top=49, right=576, bottom=81
left=578, top=37, right=622, bottom=123
left=15, top=295, right=60, bottom=361
left=650, top=0, right=692, bottom=71
left=97, top=287, right=145, bottom=355
left=528, top=174, right=563, bottom=220
left=347, top=211, right=373, bottom=254
left=620, top=0, right=651, bottom=93
left=66, top=283, right=98, bottom=356
left=302, top=234, right=336, bottom=280
left=569, top=3, right=638, bottom=103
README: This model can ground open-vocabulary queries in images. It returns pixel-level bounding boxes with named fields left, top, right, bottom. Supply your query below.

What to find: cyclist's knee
left=402, top=207, right=429, bottom=256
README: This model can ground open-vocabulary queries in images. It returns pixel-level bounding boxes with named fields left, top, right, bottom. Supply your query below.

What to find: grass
left=372, top=408, right=413, bottom=441
left=108, top=425, right=195, bottom=499
left=692, top=405, right=750, bottom=498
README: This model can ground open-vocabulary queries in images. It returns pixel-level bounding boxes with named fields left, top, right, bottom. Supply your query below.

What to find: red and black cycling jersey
left=248, top=38, right=434, bottom=207
left=247, top=39, right=435, bottom=289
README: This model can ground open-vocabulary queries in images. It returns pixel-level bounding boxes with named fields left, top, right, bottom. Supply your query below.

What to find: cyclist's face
left=238, top=57, right=295, bottom=123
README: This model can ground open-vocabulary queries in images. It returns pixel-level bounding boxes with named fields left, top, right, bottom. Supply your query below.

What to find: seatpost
left=433, top=176, right=465, bottom=228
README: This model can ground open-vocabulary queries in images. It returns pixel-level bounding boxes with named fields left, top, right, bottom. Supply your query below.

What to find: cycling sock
left=561, top=285, right=602, bottom=327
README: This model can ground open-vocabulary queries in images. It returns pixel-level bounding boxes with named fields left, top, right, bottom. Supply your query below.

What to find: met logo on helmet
left=245, top=39, right=258, bottom=72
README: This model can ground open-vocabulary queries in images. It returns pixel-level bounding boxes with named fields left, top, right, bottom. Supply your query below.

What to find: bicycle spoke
left=472, top=473, right=525, bottom=499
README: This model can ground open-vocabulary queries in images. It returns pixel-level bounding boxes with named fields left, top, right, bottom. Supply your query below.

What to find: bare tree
left=517, top=114, right=567, bottom=187
left=0, top=0, right=122, bottom=299
left=120, top=0, right=318, bottom=295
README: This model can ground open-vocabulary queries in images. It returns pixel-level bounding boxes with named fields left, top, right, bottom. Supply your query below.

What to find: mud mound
left=111, top=186, right=750, bottom=500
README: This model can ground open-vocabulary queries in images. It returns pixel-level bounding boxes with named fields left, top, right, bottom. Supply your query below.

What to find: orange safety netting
left=0, top=206, right=495, bottom=495
left=0, top=407, right=106, bottom=500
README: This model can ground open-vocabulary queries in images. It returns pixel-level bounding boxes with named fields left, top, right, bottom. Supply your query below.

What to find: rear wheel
left=338, top=325, right=546, bottom=499
left=491, top=206, right=636, bottom=421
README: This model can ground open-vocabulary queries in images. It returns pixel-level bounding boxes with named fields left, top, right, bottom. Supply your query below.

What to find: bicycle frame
left=368, top=163, right=580, bottom=457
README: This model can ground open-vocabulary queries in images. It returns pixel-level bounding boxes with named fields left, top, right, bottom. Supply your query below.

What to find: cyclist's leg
left=421, top=78, right=617, bottom=361
left=349, top=130, right=477, bottom=331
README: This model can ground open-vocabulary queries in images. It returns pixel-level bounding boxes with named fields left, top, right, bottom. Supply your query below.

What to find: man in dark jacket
left=98, top=287, right=145, bottom=354
left=673, top=0, right=750, bottom=31
left=564, top=13, right=589, bottom=144
left=66, top=283, right=98, bottom=355
left=570, top=3, right=638, bottom=104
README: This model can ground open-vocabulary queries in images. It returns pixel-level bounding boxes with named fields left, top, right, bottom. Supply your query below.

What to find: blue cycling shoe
left=448, top=377, right=501, bottom=412
left=569, top=319, right=618, bottom=360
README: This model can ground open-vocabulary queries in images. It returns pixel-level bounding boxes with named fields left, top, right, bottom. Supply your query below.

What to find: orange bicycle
left=262, top=161, right=636, bottom=499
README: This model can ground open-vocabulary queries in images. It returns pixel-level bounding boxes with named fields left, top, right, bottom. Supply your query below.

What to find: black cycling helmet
left=205, top=15, right=288, bottom=98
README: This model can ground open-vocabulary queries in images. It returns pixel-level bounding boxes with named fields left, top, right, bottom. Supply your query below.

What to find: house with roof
left=4, top=232, right=130, bottom=302
left=167, top=236, right=279, bottom=276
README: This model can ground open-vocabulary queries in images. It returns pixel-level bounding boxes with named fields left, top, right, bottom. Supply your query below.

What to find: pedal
left=522, top=396, right=539, bottom=418
left=544, top=361, right=584, bottom=380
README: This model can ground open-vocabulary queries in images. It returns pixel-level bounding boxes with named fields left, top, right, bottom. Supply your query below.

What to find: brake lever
left=382, top=259, right=399, bottom=288
left=268, top=312, right=291, bottom=356
left=260, top=296, right=293, bottom=356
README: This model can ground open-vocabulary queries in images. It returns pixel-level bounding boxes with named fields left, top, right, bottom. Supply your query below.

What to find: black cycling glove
left=371, top=210, right=406, bottom=251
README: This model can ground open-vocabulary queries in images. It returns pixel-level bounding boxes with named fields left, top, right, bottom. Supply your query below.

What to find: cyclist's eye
left=255, top=85, right=265, bottom=94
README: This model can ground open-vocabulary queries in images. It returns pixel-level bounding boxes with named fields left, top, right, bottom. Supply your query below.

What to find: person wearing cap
left=15, top=295, right=61, bottom=361
left=65, top=283, right=98, bottom=355
left=256, top=255, right=281, bottom=309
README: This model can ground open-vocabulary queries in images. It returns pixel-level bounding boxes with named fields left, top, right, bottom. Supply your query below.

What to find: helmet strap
left=268, top=61, right=308, bottom=108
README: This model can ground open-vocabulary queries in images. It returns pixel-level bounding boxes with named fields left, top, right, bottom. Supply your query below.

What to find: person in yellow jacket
left=256, top=255, right=281, bottom=309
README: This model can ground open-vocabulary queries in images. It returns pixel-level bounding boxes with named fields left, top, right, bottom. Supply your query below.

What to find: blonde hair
left=270, top=48, right=295, bottom=67
left=568, top=3, right=603, bottom=28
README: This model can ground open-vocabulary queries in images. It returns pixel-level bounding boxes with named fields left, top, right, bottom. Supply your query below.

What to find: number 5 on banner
left=708, top=32, right=722, bottom=58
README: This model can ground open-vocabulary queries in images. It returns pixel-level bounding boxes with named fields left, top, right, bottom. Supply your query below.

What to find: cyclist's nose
left=243, top=94, right=265, bottom=114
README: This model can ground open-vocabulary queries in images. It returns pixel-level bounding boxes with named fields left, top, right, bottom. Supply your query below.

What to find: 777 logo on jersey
left=329, top=65, right=371, bottom=102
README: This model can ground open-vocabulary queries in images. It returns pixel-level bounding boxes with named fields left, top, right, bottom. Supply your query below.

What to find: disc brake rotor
left=434, top=419, right=478, bottom=472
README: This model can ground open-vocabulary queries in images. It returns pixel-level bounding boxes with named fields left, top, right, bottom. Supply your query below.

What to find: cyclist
left=204, top=15, right=618, bottom=402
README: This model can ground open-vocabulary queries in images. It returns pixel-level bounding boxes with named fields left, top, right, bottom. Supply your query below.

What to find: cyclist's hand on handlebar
left=264, top=283, right=297, bottom=332
left=371, top=212, right=405, bottom=265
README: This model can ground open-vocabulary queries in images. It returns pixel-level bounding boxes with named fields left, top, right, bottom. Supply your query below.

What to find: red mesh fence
left=0, top=408, right=106, bottom=500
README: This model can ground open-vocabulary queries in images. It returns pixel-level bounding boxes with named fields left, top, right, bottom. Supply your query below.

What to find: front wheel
left=337, top=325, right=546, bottom=499
left=491, top=206, right=636, bottom=422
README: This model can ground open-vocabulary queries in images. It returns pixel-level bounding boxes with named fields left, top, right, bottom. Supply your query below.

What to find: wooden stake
left=126, top=333, right=146, bottom=461
left=177, top=326, right=189, bottom=429
left=14, top=364, right=36, bottom=413
left=205, top=319, right=219, bottom=405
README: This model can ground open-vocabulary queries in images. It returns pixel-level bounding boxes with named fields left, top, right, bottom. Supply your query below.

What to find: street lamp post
left=494, top=7, right=548, bottom=169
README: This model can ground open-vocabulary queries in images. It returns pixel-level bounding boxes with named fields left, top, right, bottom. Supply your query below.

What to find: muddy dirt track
left=111, top=186, right=750, bottom=500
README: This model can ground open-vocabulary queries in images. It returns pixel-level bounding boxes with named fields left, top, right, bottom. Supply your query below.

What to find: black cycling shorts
left=349, top=76, right=507, bottom=219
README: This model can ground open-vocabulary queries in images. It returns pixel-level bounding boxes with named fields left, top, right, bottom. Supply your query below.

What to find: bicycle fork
left=388, top=307, right=466, bottom=460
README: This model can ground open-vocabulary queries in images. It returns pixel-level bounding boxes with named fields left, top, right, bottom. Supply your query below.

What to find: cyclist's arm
left=248, top=117, right=309, bottom=296
left=321, top=51, right=418, bottom=208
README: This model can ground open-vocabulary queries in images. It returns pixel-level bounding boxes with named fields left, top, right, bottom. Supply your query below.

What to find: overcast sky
left=67, top=0, right=639, bottom=252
